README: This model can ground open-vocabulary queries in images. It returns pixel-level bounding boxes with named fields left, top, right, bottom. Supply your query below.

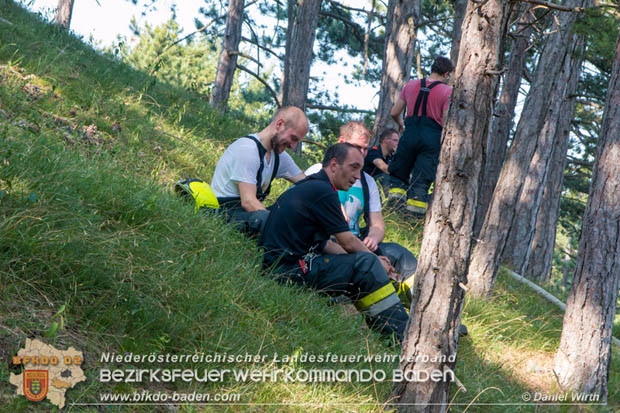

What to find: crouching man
left=210, top=106, right=308, bottom=234
left=306, top=122, right=418, bottom=307
left=260, top=143, right=409, bottom=342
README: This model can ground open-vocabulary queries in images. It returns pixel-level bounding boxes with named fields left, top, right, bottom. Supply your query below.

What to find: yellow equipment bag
left=174, top=178, right=219, bottom=212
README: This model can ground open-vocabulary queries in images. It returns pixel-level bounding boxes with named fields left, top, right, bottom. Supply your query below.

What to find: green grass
left=0, top=1, right=618, bottom=412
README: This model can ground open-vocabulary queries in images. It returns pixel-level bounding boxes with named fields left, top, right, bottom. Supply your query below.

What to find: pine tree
left=390, top=0, right=509, bottom=409
left=553, top=30, right=620, bottom=401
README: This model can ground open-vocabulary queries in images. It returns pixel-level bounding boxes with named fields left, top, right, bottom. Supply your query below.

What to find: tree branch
left=575, top=98, right=604, bottom=109
left=319, top=11, right=366, bottom=44
left=418, top=16, right=453, bottom=29
left=518, top=0, right=586, bottom=12
left=592, top=0, right=620, bottom=11
left=229, top=51, right=261, bottom=66
left=306, top=103, right=374, bottom=114
left=302, top=139, right=328, bottom=149
left=325, top=0, right=375, bottom=16
left=241, top=36, right=282, bottom=59
left=567, top=156, right=593, bottom=168
left=150, top=17, right=224, bottom=73
left=236, top=64, right=281, bottom=107
left=318, top=10, right=382, bottom=56
left=503, top=269, right=618, bottom=348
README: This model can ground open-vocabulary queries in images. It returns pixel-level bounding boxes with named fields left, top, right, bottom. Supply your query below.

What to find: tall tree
left=522, top=114, right=571, bottom=282
left=467, top=0, right=590, bottom=298
left=390, top=0, right=508, bottom=410
left=280, top=0, right=322, bottom=110
left=473, top=5, right=535, bottom=236
left=210, top=0, right=245, bottom=111
left=280, top=0, right=322, bottom=154
left=373, top=0, right=419, bottom=139
left=553, top=30, right=620, bottom=401
left=501, top=34, right=584, bottom=274
left=55, top=0, right=75, bottom=29
left=520, top=37, right=585, bottom=282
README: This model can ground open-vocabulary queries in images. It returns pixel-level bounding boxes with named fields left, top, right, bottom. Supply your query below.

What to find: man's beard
left=271, top=132, right=286, bottom=154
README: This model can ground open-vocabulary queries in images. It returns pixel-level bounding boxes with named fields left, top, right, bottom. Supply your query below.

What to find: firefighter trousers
left=272, top=252, right=409, bottom=342
left=376, top=242, right=417, bottom=309
left=388, top=116, right=442, bottom=211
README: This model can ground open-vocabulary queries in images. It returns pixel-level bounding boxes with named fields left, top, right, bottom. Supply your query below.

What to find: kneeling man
left=260, top=143, right=409, bottom=342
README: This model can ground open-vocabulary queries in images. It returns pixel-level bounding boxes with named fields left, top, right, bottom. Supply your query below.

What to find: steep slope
left=0, top=2, right=617, bottom=412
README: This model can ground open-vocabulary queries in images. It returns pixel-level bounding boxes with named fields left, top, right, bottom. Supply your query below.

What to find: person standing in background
left=387, top=56, right=454, bottom=218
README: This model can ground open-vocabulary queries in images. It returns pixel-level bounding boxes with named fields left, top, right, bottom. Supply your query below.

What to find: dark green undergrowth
left=0, top=1, right=617, bottom=412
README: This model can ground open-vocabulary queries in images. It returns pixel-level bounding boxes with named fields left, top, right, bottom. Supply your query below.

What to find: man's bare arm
left=333, top=231, right=395, bottom=275
left=287, top=172, right=306, bottom=183
left=333, top=231, right=371, bottom=253
left=391, top=98, right=406, bottom=133
left=372, top=158, right=389, bottom=174
left=362, top=211, right=385, bottom=252
left=322, top=239, right=347, bottom=254
left=238, top=182, right=267, bottom=211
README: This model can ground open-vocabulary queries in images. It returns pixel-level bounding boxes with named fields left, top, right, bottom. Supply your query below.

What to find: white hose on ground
left=504, top=268, right=620, bottom=349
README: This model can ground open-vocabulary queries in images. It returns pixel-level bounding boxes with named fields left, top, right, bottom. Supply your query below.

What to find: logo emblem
left=23, top=370, right=48, bottom=402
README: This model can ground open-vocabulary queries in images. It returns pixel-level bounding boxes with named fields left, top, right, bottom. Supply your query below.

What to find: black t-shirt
left=363, top=145, right=393, bottom=177
left=260, top=169, right=350, bottom=266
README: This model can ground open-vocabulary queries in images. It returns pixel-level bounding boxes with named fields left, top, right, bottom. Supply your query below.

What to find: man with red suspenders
left=387, top=56, right=454, bottom=217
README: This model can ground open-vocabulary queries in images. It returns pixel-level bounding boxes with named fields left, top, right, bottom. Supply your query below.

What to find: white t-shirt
left=305, top=163, right=381, bottom=235
left=211, top=135, right=302, bottom=198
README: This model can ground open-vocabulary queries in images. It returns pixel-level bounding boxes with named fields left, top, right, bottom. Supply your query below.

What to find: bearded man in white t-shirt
left=211, top=106, right=308, bottom=234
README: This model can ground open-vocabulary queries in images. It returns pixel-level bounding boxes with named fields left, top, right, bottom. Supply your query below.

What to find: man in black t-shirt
left=260, top=143, right=409, bottom=342
left=363, top=128, right=399, bottom=179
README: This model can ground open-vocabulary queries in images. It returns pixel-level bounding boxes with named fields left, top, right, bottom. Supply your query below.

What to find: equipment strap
left=217, top=135, right=280, bottom=207
left=412, top=78, right=442, bottom=119
left=360, top=172, right=370, bottom=236
left=244, top=135, right=280, bottom=200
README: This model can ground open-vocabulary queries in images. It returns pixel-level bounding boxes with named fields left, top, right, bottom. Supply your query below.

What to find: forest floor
left=0, top=2, right=618, bottom=412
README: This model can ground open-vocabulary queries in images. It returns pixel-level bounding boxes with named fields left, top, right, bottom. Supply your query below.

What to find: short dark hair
left=322, top=143, right=355, bottom=168
left=379, top=128, right=399, bottom=143
left=431, top=56, right=454, bottom=75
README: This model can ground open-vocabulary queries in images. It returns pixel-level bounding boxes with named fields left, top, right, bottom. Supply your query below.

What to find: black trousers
left=388, top=116, right=442, bottom=203
left=217, top=200, right=270, bottom=236
left=271, top=252, right=409, bottom=342
left=376, top=242, right=417, bottom=280
left=228, top=208, right=270, bottom=235
left=376, top=242, right=417, bottom=310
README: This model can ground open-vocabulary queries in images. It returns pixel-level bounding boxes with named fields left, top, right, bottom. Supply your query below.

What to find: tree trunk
left=390, top=0, right=508, bottom=410
left=280, top=0, right=322, bottom=154
left=210, top=0, right=245, bottom=111
left=55, top=0, right=74, bottom=29
left=467, top=0, right=590, bottom=298
left=553, top=31, right=620, bottom=401
left=522, top=38, right=583, bottom=282
left=280, top=0, right=321, bottom=107
left=449, top=0, right=467, bottom=65
left=473, top=6, right=534, bottom=237
left=522, top=123, right=570, bottom=283
left=373, top=0, right=419, bottom=141
left=502, top=34, right=584, bottom=275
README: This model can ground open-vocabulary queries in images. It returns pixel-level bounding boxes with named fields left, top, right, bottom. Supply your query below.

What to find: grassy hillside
left=0, top=1, right=618, bottom=412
